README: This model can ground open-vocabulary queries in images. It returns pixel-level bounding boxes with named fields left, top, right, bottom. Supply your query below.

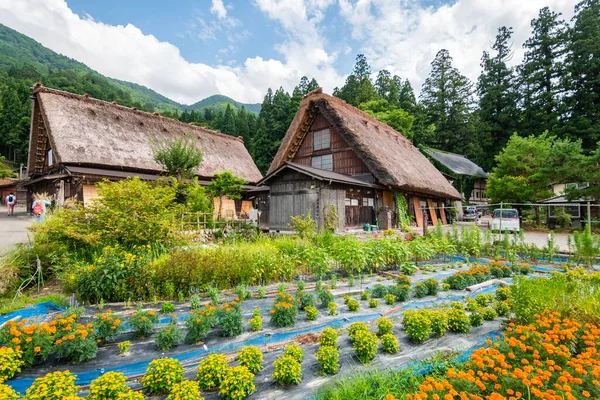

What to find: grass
left=0, top=293, right=69, bottom=315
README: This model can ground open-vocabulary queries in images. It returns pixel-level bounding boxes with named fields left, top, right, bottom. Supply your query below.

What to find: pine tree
left=221, top=104, right=237, bottom=136
left=307, top=78, right=320, bottom=92
left=562, top=0, right=600, bottom=149
left=298, top=76, right=310, bottom=95
left=236, top=106, right=250, bottom=146
left=478, top=26, right=520, bottom=156
left=398, top=79, right=416, bottom=112
left=519, top=7, right=568, bottom=135
left=420, top=49, right=474, bottom=153
left=335, top=54, right=378, bottom=106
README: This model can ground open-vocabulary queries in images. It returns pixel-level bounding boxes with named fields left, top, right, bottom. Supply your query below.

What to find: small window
left=345, top=198, right=351, bottom=206
left=47, top=148, right=53, bottom=166
left=311, top=154, right=333, bottom=171
left=362, top=198, right=374, bottom=207
left=351, top=199, right=359, bottom=206
left=313, top=129, right=331, bottom=151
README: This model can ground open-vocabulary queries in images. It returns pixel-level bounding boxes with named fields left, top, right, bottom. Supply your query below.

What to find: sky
left=0, top=0, right=578, bottom=105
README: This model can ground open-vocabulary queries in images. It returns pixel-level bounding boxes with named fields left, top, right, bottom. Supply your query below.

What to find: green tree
left=420, top=49, right=474, bottom=153
left=0, top=156, right=15, bottom=178
left=152, top=133, right=204, bottom=181
left=565, top=142, right=600, bottom=201
left=519, top=7, right=567, bottom=135
left=221, top=103, right=237, bottom=136
left=359, top=99, right=415, bottom=139
left=207, top=171, right=247, bottom=220
left=334, top=54, right=378, bottom=106
left=236, top=106, right=251, bottom=148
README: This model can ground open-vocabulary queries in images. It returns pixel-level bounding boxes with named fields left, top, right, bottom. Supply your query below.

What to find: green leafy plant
left=93, top=310, right=124, bottom=344
left=402, top=310, right=431, bottom=343
left=270, top=292, right=298, bottom=328
left=481, top=307, right=498, bottom=321
left=376, top=317, right=394, bottom=336
left=189, top=294, right=202, bottom=310
left=352, top=330, right=379, bottom=363
left=328, top=301, right=337, bottom=316
left=273, top=355, right=302, bottom=385
left=384, top=293, right=395, bottom=305
left=297, top=290, right=315, bottom=310
left=369, top=299, right=379, bottom=308
left=234, top=285, right=252, bottom=302
left=289, top=211, right=317, bottom=239
left=305, top=305, right=319, bottom=320
left=428, top=310, right=448, bottom=337
left=360, top=290, right=371, bottom=301
left=129, top=309, right=158, bottom=338
left=218, top=301, right=243, bottom=337
left=196, top=353, right=229, bottom=390
left=284, top=343, right=304, bottom=363
left=23, top=370, right=79, bottom=400
left=87, top=371, right=131, bottom=400
left=414, top=282, right=429, bottom=298
left=236, top=346, right=263, bottom=373
left=447, top=308, right=471, bottom=333
left=219, top=366, right=255, bottom=400
left=495, top=287, right=511, bottom=301
left=323, top=204, right=339, bottom=232
left=140, top=358, right=184, bottom=394
left=380, top=333, right=399, bottom=354
left=319, top=327, right=338, bottom=347
left=249, top=308, right=263, bottom=332
left=348, top=322, right=369, bottom=343
left=0, top=346, right=23, bottom=383
left=371, top=284, right=388, bottom=298
left=494, top=300, right=510, bottom=317
left=167, top=380, right=203, bottom=400
left=256, top=286, right=266, bottom=299
left=318, top=288, right=335, bottom=308
left=155, top=320, right=184, bottom=351
left=54, top=323, right=98, bottom=363
left=470, top=310, right=483, bottom=327
left=316, top=345, right=340, bottom=374
left=347, top=298, right=359, bottom=312
left=161, top=301, right=175, bottom=314
left=185, top=305, right=217, bottom=344
left=151, top=133, right=204, bottom=181
left=118, top=341, right=131, bottom=355
left=207, top=286, right=220, bottom=304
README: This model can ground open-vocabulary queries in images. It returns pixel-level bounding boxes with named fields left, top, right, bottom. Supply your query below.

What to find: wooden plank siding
left=427, top=199, right=438, bottom=226
left=438, top=200, right=447, bottom=224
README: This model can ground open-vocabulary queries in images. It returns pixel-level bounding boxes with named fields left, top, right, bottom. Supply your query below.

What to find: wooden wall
left=292, top=113, right=371, bottom=177
left=320, top=185, right=346, bottom=232
left=268, top=172, right=320, bottom=231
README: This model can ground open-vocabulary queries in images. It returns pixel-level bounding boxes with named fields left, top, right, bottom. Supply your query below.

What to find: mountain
left=187, top=94, right=261, bottom=114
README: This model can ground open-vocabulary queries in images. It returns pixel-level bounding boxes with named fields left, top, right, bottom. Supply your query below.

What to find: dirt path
left=0, top=206, right=33, bottom=256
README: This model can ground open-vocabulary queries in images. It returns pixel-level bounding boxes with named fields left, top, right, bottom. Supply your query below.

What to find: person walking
left=32, top=194, right=51, bottom=223
left=5, top=192, right=16, bottom=216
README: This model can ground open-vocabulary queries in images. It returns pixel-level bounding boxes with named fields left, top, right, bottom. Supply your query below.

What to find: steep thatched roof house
left=258, top=89, right=462, bottom=232
left=26, top=84, right=262, bottom=207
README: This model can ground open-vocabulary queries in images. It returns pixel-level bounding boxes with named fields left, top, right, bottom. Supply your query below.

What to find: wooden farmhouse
left=26, top=84, right=262, bottom=214
left=257, top=89, right=462, bottom=232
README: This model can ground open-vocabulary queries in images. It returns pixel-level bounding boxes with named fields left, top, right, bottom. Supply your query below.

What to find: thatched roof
left=424, top=148, right=487, bottom=178
left=262, top=161, right=382, bottom=188
left=29, top=85, right=262, bottom=184
left=268, top=89, right=462, bottom=200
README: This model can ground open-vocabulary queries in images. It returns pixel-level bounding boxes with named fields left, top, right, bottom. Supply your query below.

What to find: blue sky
left=0, top=0, right=577, bottom=104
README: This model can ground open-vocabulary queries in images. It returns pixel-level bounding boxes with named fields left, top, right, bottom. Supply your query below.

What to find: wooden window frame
left=313, top=128, right=331, bottom=151
left=311, top=154, right=333, bottom=171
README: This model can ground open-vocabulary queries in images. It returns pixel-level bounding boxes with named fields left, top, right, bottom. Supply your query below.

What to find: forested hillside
left=187, top=94, right=261, bottom=114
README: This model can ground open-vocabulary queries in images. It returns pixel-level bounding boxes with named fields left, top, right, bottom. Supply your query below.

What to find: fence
left=178, top=211, right=256, bottom=232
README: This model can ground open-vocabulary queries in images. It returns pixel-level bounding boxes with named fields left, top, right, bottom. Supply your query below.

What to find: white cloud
left=211, top=0, right=227, bottom=19
left=338, top=0, right=577, bottom=94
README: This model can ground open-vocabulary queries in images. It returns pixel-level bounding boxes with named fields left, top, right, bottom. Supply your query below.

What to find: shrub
left=402, top=310, right=431, bottom=343
left=54, top=323, right=97, bottom=363
left=428, top=310, right=448, bottom=337
left=141, top=358, right=184, bottom=394
left=328, top=301, right=337, bottom=315
left=0, top=384, right=18, bottom=400
left=316, top=345, right=340, bottom=374
left=443, top=265, right=491, bottom=290
left=87, top=371, right=130, bottom=400
left=93, top=310, right=124, bottom=344
left=371, top=284, right=388, bottom=298
left=234, top=285, right=252, bottom=302
left=384, top=293, right=395, bottom=305
left=360, top=290, right=370, bottom=301
left=347, top=298, right=359, bottom=312
left=219, top=366, right=255, bottom=400
left=376, top=317, right=394, bottom=335
left=494, top=300, right=510, bottom=317
left=475, top=294, right=493, bottom=307
left=297, top=280, right=306, bottom=291
left=495, top=287, right=511, bottom=301
left=465, top=298, right=480, bottom=312
left=481, top=307, right=497, bottom=321
left=23, top=370, right=78, bottom=400
left=0, top=346, right=22, bottom=383
left=256, top=286, right=266, bottom=299
left=184, top=305, right=217, bottom=344
left=273, top=355, right=302, bottom=385
left=343, top=295, right=351, bottom=305
left=249, top=309, right=263, bottom=332
left=196, top=354, right=229, bottom=390
left=348, top=322, right=368, bottom=342
left=447, top=308, right=471, bottom=333
left=218, top=301, right=243, bottom=337
left=161, top=302, right=175, bottom=314
left=318, top=288, right=335, bottom=308
left=381, top=333, right=399, bottom=354
left=414, top=282, right=429, bottom=298
left=207, top=286, right=219, bottom=304
left=283, top=343, right=304, bottom=363
left=129, top=309, right=158, bottom=338
left=118, top=341, right=131, bottom=354
left=236, top=346, right=263, bottom=373
left=167, top=380, right=203, bottom=400
left=352, top=330, right=379, bottom=363
left=423, top=278, right=440, bottom=295
left=305, top=305, right=319, bottom=320
left=270, top=293, right=298, bottom=328
left=470, top=310, right=483, bottom=327
left=297, top=290, right=315, bottom=310
left=189, top=293, right=202, bottom=310
left=388, top=284, right=411, bottom=302
left=116, top=392, right=145, bottom=400
left=155, top=321, right=184, bottom=351
left=369, top=299, right=379, bottom=308
left=319, top=327, right=338, bottom=347
left=0, top=320, right=54, bottom=368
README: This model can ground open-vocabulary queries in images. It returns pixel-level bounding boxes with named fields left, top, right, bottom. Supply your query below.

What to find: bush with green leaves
left=155, top=321, right=184, bottom=351
left=23, top=370, right=79, bottom=400
left=234, top=285, right=252, bottom=302
left=297, top=290, right=315, bottom=311
left=376, top=317, right=394, bottom=336
left=270, top=292, right=299, bottom=328
left=256, top=286, right=266, bottom=299
left=481, top=307, right=498, bottom=320
left=388, top=283, right=411, bottom=302
left=369, top=299, right=379, bottom=308
left=371, top=284, right=388, bottom=298
left=320, top=327, right=338, bottom=347
left=0, top=346, right=23, bottom=383
left=352, top=330, right=378, bottom=363
left=166, top=380, right=203, bottom=400
left=236, top=346, right=263, bottom=373
left=347, top=298, right=359, bottom=312
left=316, top=345, right=340, bottom=374
left=273, top=355, right=302, bottom=385
left=93, top=310, right=125, bottom=344
left=360, top=290, right=370, bottom=301
left=249, top=308, right=263, bottom=332
left=414, top=282, right=429, bottom=298
left=219, top=366, right=255, bottom=400
left=384, top=293, right=395, bottom=305
left=318, top=288, right=335, bottom=308
left=129, top=308, right=159, bottom=338
left=185, top=305, right=217, bottom=344
left=348, top=322, right=369, bottom=343
left=218, top=301, right=243, bottom=337
left=160, top=302, right=175, bottom=314
left=328, top=301, right=337, bottom=315
left=0, top=384, right=19, bottom=400
left=305, top=305, right=319, bottom=320
left=283, top=343, right=304, bottom=363
left=428, top=310, right=448, bottom=337
left=402, top=310, right=431, bottom=343
left=447, top=308, right=471, bottom=333
left=380, top=333, right=399, bottom=354
left=87, top=372, right=131, bottom=400
left=495, top=287, right=511, bottom=301
left=189, top=293, right=202, bottom=309
left=196, top=354, right=229, bottom=390
left=470, top=310, right=483, bottom=327
left=494, top=300, right=510, bottom=317
left=423, top=278, right=440, bottom=295
left=475, top=294, right=493, bottom=307
left=140, top=358, right=184, bottom=394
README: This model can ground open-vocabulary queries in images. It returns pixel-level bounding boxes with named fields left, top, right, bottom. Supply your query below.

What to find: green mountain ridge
left=0, top=23, right=259, bottom=114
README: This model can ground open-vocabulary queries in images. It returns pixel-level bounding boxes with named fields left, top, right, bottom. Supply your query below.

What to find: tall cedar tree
left=334, top=54, right=378, bottom=107
left=478, top=27, right=520, bottom=160
left=420, top=49, right=474, bottom=154
left=519, top=7, right=567, bottom=135
left=562, top=0, right=600, bottom=148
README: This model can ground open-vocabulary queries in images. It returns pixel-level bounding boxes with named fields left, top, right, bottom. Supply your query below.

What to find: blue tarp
left=0, top=302, right=66, bottom=326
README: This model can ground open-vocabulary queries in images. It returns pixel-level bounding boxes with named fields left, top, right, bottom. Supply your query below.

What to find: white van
left=491, top=208, right=520, bottom=232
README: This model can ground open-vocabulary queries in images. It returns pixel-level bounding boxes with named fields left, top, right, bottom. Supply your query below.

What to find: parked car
left=463, top=206, right=480, bottom=221
left=491, top=208, right=520, bottom=232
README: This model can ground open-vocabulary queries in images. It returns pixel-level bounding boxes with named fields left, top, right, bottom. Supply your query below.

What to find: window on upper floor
left=313, top=128, right=331, bottom=151
left=47, top=148, right=53, bottom=166
left=311, top=154, right=333, bottom=171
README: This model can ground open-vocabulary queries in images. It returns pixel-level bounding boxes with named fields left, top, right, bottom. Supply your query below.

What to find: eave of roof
left=424, top=148, right=487, bottom=178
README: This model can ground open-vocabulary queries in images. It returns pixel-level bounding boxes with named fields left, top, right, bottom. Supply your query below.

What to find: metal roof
left=424, top=148, right=487, bottom=178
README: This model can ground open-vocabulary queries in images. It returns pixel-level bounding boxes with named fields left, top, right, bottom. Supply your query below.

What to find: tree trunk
left=218, top=195, right=223, bottom=221
left=535, top=206, right=540, bottom=226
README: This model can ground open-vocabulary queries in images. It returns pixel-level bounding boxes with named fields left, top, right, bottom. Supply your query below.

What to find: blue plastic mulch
left=0, top=302, right=66, bottom=326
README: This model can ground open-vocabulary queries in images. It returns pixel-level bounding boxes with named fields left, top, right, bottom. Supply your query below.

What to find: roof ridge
left=32, top=84, right=244, bottom=143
